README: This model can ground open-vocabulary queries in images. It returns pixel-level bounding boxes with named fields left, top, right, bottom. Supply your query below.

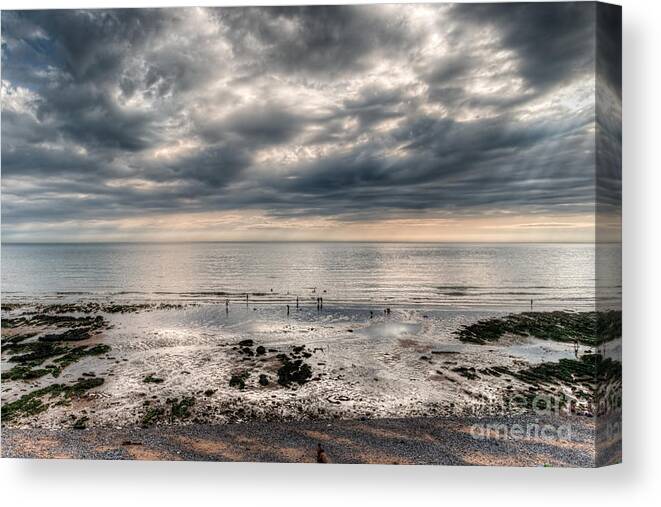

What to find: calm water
left=0, top=242, right=620, bottom=310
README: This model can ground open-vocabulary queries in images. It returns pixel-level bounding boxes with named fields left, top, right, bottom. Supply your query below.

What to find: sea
left=1, top=242, right=620, bottom=311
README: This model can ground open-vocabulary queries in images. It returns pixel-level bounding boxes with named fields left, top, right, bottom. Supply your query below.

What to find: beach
left=1, top=299, right=621, bottom=465
left=0, top=243, right=621, bottom=465
left=2, top=414, right=600, bottom=467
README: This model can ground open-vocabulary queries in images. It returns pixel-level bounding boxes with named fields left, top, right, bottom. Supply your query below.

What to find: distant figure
left=246, top=293, right=249, bottom=303
left=287, top=304, right=290, bottom=316
left=386, top=308, right=391, bottom=315
left=370, top=310, right=373, bottom=319
left=573, top=340, right=580, bottom=358
left=225, top=299, right=229, bottom=313
left=296, top=296, right=299, bottom=309
left=530, top=299, right=534, bottom=311
left=320, top=297, right=323, bottom=308
left=316, top=443, right=330, bottom=464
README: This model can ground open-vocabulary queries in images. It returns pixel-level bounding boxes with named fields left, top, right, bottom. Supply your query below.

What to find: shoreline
left=1, top=302, right=621, bottom=465
left=1, top=414, right=597, bottom=467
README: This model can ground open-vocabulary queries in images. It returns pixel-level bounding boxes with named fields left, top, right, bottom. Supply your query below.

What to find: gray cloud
left=216, top=6, right=416, bottom=77
left=449, top=2, right=595, bottom=93
left=0, top=4, right=618, bottom=241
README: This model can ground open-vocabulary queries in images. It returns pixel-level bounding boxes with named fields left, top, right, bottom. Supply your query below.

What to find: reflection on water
left=358, top=321, right=422, bottom=339
left=1, top=242, right=621, bottom=309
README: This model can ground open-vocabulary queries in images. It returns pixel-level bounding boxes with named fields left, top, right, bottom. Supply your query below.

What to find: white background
left=0, top=0, right=658, bottom=505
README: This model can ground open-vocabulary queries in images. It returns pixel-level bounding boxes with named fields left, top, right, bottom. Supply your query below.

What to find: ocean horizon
left=1, top=241, right=620, bottom=311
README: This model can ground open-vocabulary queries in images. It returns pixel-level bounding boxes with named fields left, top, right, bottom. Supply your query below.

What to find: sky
left=1, top=3, right=621, bottom=243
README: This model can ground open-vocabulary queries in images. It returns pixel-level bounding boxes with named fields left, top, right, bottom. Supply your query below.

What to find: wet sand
left=1, top=414, right=597, bottom=467
left=1, top=301, right=621, bottom=466
left=2, top=302, right=602, bottom=429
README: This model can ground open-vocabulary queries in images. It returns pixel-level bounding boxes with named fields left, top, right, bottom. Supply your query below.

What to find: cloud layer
left=1, top=4, right=620, bottom=242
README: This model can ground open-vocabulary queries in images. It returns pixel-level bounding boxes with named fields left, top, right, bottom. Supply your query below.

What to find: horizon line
left=0, top=240, right=611, bottom=246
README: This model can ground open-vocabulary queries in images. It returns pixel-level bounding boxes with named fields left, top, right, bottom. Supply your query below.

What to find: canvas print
left=0, top=2, right=621, bottom=466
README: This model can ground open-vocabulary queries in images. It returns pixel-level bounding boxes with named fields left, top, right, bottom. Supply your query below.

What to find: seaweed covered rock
left=1, top=377, right=104, bottom=422
left=168, top=397, right=195, bottom=420
left=3, top=343, right=110, bottom=381
left=229, top=371, right=250, bottom=389
left=140, top=396, right=196, bottom=427
left=4, top=364, right=59, bottom=381
left=2, top=313, right=106, bottom=330
left=8, top=341, right=69, bottom=365
left=72, top=415, right=89, bottom=429
left=277, top=359, right=312, bottom=387
left=54, top=344, right=111, bottom=370
left=39, top=327, right=93, bottom=342
left=141, top=406, right=165, bottom=427
left=455, top=311, right=621, bottom=345
left=497, top=353, right=622, bottom=416
left=452, top=366, right=479, bottom=380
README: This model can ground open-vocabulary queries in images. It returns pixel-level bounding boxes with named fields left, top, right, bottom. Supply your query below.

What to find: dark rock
left=143, top=374, right=164, bottom=384
left=39, top=327, right=92, bottom=342
left=277, top=359, right=312, bottom=387
left=452, top=366, right=479, bottom=380
left=229, top=371, right=250, bottom=389
left=72, top=416, right=89, bottom=429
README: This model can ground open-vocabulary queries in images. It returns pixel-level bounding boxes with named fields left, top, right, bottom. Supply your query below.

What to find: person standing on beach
left=316, top=443, right=330, bottom=463
left=530, top=298, right=533, bottom=310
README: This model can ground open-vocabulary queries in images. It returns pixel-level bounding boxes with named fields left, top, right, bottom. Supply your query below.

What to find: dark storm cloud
left=422, top=2, right=597, bottom=116
left=449, top=2, right=595, bottom=94
left=216, top=5, right=416, bottom=76
left=424, top=55, right=475, bottom=85
left=260, top=108, right=595, bottom=217
left=597, top=3, right=622, bottom=97
left=1, top=10, right=167, bottom=157
left=208, top=105, right=303, bottom=146
left=0, top=4, right=617, bottom=240
left=341, top=85, right=408, bottom=128
left=595, top=3, right=622, bottom=217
